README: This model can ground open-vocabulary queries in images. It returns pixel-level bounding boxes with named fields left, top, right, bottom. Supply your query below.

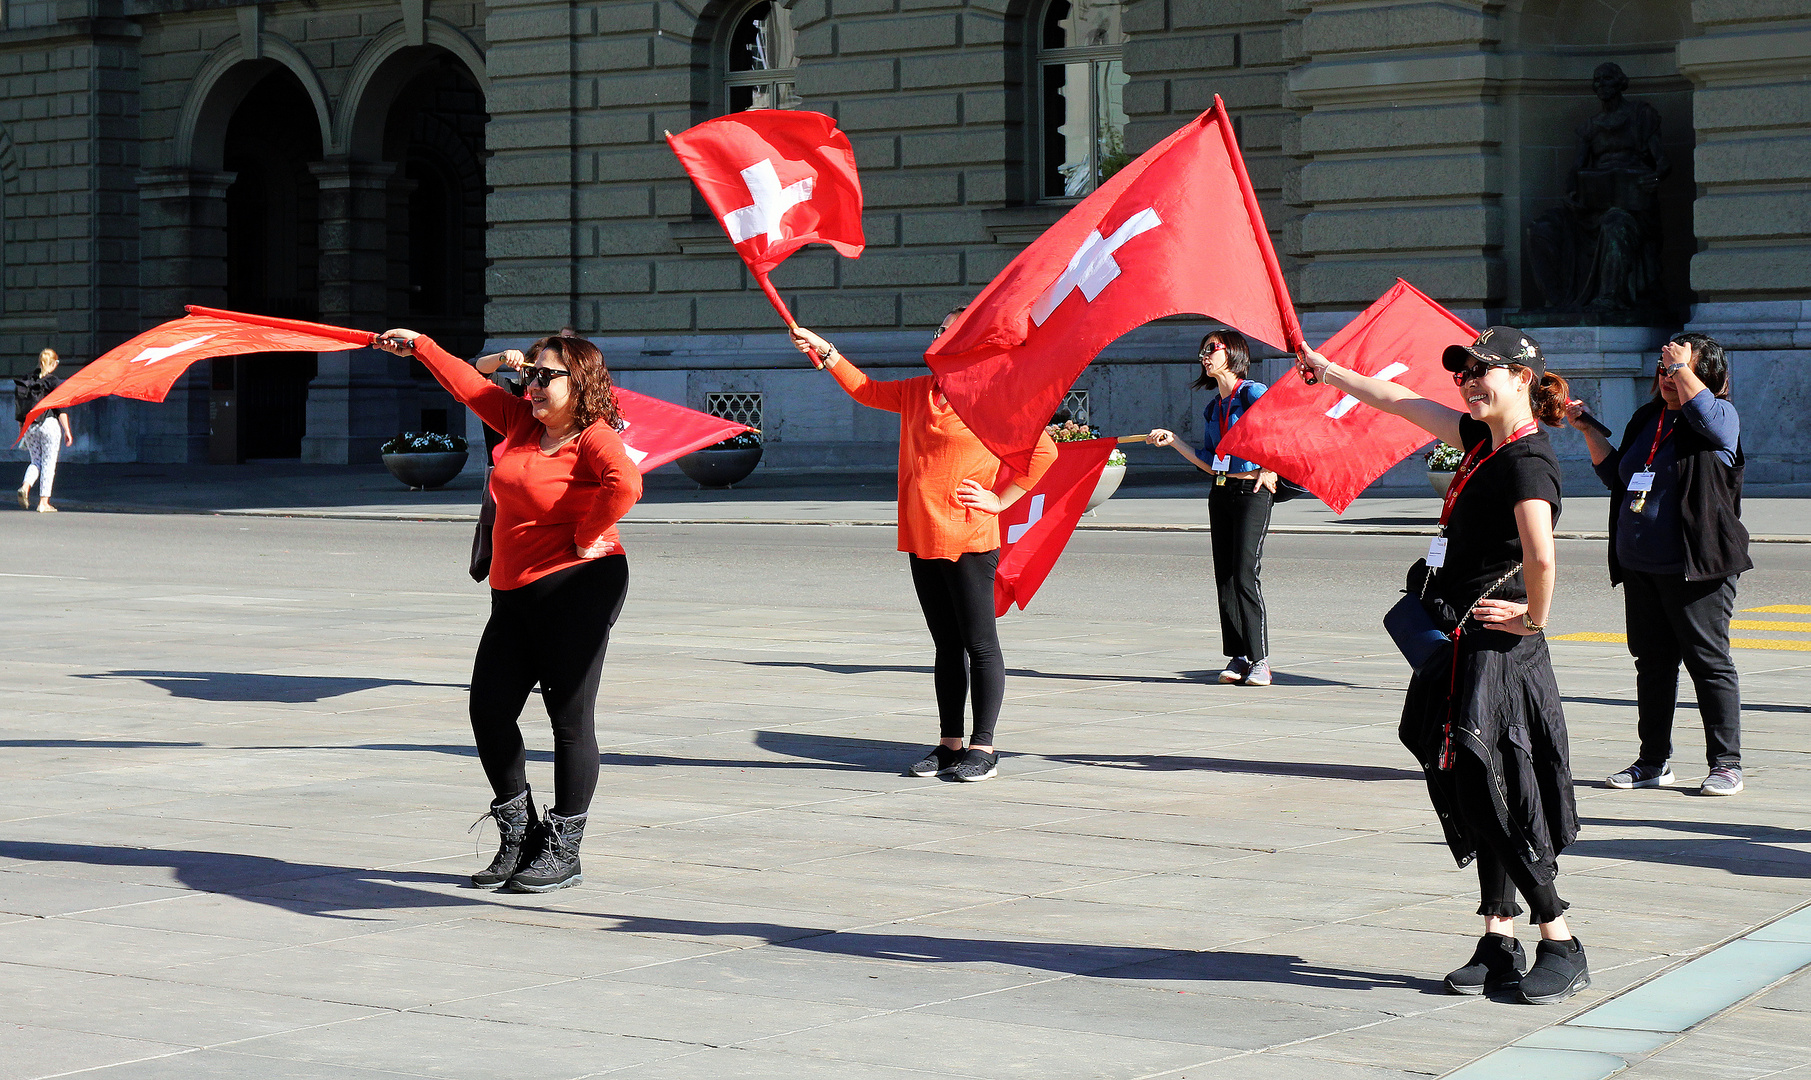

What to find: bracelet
left=1522, top=613, right=1546, bottom=632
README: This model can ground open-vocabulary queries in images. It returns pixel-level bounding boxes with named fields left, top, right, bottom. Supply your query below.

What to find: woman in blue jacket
left=1566, top=332, right=1750, bottom=796
left=1147, top=330, right=1279, bottom=686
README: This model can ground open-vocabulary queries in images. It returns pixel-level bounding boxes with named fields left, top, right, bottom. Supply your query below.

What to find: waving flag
left=666, top=110, right=864, bottom=325
left=1214, top=279, right=1475, bottom=513
left=926, top=98, right=1301, bottom=471
left=18, top=306, right=371, bottom=441
left=994, top=438, right=1119, bottom=616
left=613, top=389, right=749, bottom=473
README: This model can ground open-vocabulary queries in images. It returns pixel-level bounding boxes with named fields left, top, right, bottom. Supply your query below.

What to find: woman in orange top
left=791, top=312, right=1057, bottom=782
left=376, top=328, right=642, bottom=893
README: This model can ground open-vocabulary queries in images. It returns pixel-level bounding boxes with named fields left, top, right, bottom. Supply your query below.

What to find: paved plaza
left=3, top=497, right=1809, bottom=1079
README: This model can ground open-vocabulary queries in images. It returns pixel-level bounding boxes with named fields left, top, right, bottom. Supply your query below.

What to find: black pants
left=469, top=555, right=628, bottom=816
left=1453, top=758, right=1568, bottom=924
left=1208, top=482, right=1272, bottom=660
left=908, top=550, right=1004, bottom=746
left=1623, top=570, right=1742, bottom=769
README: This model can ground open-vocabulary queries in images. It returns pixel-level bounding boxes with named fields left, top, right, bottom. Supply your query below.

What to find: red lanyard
left=1214, top=381, right=1244, bottom=445
left=1437, top=420, right=1540, bottom=530
left=1641, top=410, right=1675, bottom=470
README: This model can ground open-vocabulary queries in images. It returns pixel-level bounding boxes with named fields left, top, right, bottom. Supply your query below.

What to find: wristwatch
left=1665, top=362, right=1687, bottom=375
left=1522, top=614, right=1546, bottom=632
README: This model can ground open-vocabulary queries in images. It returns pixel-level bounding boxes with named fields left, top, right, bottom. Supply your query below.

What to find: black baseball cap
left=1442, top=326, right=1545, bottom=380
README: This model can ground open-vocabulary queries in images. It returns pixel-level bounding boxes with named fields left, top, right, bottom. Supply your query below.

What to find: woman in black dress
left=1295, top=326, right=1590, bottom=1006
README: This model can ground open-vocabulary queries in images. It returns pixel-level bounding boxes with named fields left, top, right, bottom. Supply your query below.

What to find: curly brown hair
left=529, top=335, right=622, bottom=432
left=1510, top=366, right=1573, bottom=427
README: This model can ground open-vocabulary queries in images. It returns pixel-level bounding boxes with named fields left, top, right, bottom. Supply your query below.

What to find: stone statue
left=1525, top=63, right=1669, bottom=318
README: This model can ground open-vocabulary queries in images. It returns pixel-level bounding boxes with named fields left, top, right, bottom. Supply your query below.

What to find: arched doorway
left=219, top=69, right=324, bottom=461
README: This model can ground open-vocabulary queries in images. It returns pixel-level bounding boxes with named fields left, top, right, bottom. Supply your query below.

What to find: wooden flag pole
left=1114, top=434, right=1151, bottom=444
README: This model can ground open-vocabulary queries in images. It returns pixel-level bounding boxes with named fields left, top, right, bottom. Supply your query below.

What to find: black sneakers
left=1519, top=937, right=1590, bottom=1005
left=503, top=810, right=588, bottom=893
left=951, top=747, right=998, bottom=782
left=470, top=788, right=536, bottom=889
left=1444, top=933, right=1526, bottom=995
left=908, top=745, right=961, bottom=777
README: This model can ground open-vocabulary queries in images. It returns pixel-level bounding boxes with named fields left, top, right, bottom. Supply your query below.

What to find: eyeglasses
left=1198, top=343, right=1226, bottom=358
left=521, top=366, right=571, bottom=388
left=1451, top=360, right=1510, bottom=386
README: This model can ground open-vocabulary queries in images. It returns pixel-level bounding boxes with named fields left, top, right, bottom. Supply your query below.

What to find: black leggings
left=908, top=551, right=1004, bottom=746
left=469, top=555, right=628, bottom=816
left=1453, top=758, right=1569, bottom=924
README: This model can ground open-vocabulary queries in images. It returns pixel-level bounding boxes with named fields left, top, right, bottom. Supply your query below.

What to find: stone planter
left=677, top=444, right=763, bottom=488
left=1085, top=462, right=1127, bottom=511
left=1428, top=469, right=1456, bottom=497
left=382, top=451, right=468, bottom=490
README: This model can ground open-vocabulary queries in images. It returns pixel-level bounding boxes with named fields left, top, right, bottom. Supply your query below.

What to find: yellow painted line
left=1731, top=619, right=1811, bottom=632
left=1552, top=631, right=1811, bottom=652
left=1731, top=637, right=1811, bottom=652
left=1744, top=605, right=1811, bottom=614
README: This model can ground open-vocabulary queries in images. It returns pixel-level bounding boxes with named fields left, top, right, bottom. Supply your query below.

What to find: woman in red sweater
left=790, top=313, right=1057, bottom=782
left=376, top=328, right=642, bottom=893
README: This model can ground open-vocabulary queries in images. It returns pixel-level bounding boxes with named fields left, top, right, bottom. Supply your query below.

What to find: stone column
left=1285, top=2, right=1507, bottom=312
left=1679, top=4, right=1811, bottom=484
left=301, top=159, right=415, bottom=465
left=134, top=168, right=236, bottom=463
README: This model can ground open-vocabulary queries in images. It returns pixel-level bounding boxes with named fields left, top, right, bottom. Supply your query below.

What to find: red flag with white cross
left=17, top=306, right=373, bottom=441
left=1214, top=279, right=1476, bottom=513
left=994, top=438, right=1119, bottom=616
left=665, top=111, right=864, bottom=325
left=925, top=97, right=1301, bottom=472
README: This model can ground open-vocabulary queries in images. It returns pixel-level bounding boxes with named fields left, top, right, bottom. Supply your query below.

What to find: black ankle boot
left=1444, top=933, right=1526, bottom=995
left=470, top=788, right=536, bottom=889
left=503, top=810, right=587, bottom=893
left=1519, top=937, right=1590, bottom=1004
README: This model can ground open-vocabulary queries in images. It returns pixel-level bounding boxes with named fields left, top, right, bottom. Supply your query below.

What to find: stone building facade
left=2, top=0, right=1806, bottom=481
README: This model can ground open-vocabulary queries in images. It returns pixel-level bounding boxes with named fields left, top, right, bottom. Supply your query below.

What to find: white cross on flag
left=667, top=111, right=864, bottom=324
left=926, top=97, right=1301, bottom=472
left=1214, top=279, right=1477, bottom=513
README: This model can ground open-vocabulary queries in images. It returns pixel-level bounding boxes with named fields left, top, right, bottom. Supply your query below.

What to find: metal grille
left=1055, top=389, right=1090, bottom=427
left=705, top=391, right=763, bottom=434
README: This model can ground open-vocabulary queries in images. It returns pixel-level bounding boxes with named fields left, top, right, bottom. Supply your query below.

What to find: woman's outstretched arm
left=1295, top=344, right=1466, bottom=448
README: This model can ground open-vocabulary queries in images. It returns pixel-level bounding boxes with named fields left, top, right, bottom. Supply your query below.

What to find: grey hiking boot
left=470, top=788, right=535, bottom=889
left=504, top=810, right=587, bottom=893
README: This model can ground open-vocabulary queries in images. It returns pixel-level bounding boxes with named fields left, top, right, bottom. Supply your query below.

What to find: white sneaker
left=1240, top=659, right=1272, bottom=687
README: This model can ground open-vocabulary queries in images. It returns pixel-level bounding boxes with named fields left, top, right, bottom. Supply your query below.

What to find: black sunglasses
left=521, top=366, right=571, bottom=388
left=1451, top=360, right=1511, bottom=386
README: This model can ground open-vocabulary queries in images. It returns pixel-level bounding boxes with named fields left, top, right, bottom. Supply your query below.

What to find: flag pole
left=1113, top=434, right=1150, bottom=444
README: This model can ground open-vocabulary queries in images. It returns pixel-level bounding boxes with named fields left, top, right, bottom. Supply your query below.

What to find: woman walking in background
left=15, top=348, right=73, bottom=513
left=788, top=311, right=1057, bottom=783
left=1296, top=326, right=1592, bottom=1006
left=1568, top=332, right=1750, bottom=796
left=376, top=328, right=642, bottom=893
left=1146, top=330, right=1279, bottom=686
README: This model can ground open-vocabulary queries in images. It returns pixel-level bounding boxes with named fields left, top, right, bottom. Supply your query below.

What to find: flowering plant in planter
left=1046, top=420, right=1126, bottom=466
left=1424, top=442, right=1464, bottom=472
left=699, top=429, right=761, bottom=451
left=380, top=432, right=468, bottom=455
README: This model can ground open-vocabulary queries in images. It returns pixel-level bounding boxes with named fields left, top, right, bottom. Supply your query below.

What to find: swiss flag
left=666, top=111, right=864, bottom=322
left=927, top=98, right=1300, bottom=471
left=994, top=438, right=1119, bottom=616
left=1214, top=279, right=1475, bottom=513
left=18, top=306, right=371, bottom=441
left=613, top=389, right=750, bottom=474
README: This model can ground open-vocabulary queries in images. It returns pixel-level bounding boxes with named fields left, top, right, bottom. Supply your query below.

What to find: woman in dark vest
left=1567, top=332, right=1750, bottom=796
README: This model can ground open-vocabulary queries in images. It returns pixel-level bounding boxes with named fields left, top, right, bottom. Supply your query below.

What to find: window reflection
left=725, top=1, right=799, bottom=112
left=1039, top=0, right=1128, bottom=199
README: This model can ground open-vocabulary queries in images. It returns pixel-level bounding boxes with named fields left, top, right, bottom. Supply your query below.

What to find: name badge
left=1426, top=537, right=1449, bottom=569
left=1211, top=455, right=1232, bottom=473
left=1628, top=470, right=1655, bottom=493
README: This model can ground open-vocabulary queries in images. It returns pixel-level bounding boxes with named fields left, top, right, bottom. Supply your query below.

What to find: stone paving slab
left=2, top=515, right=1808, bottom=1079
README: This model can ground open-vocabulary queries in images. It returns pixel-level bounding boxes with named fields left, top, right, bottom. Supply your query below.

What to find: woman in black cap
left=1296, top=326, right=1590, bottom=1006
left=1566, top=332, right=1749, bottom=796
